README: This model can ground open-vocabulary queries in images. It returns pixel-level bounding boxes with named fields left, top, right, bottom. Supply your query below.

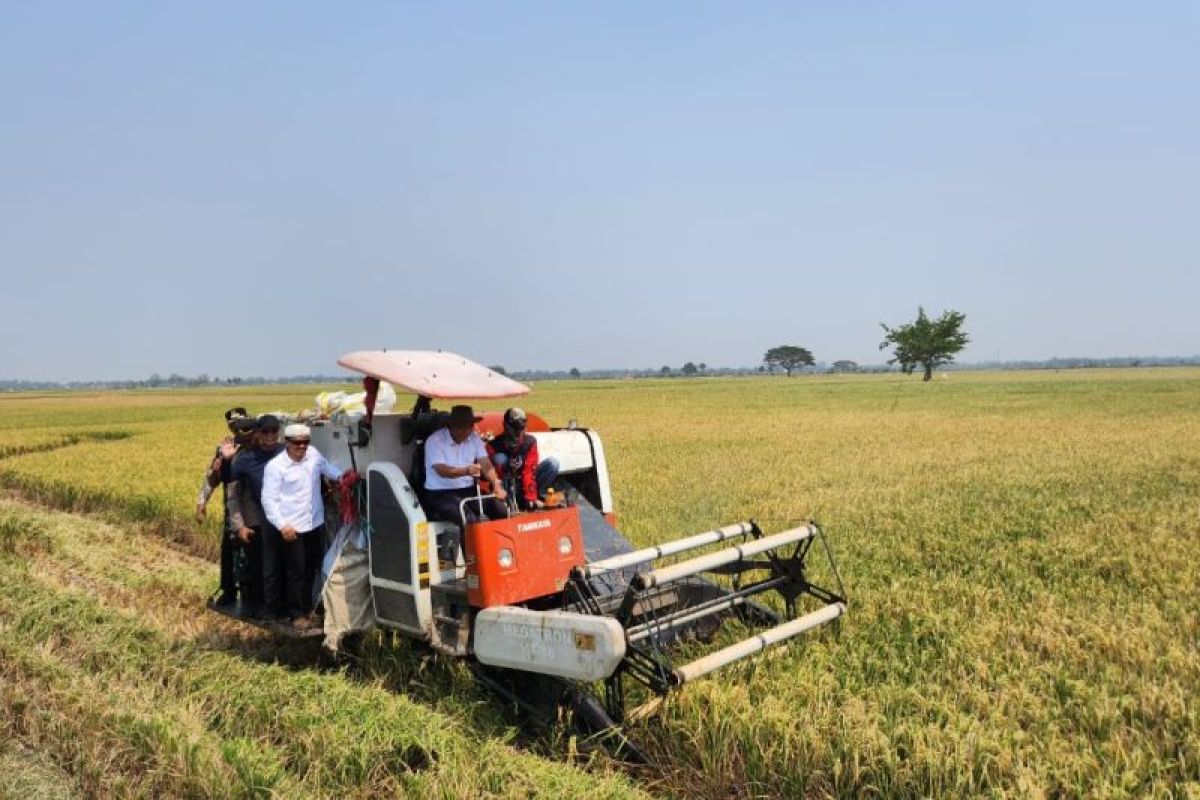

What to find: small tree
left=879, top=307, right=970, bottom=381
left=832, top=360, right=858, bottom=373
left=569, top=367, right=581, bottom=379
left=763, top=345, right=815, bottom=376
left=682, top=362, right=699, bottom=376
left=660, top=365, right=672, bottom=376
left=698, top=362, right=707, bottom=373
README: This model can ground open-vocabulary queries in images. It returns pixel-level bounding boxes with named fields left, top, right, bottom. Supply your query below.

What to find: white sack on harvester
left=320, top=522, right=375, bottom=651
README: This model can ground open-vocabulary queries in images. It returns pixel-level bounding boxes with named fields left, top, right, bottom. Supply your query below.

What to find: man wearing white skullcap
left=261, top=422, right=344, bottom=629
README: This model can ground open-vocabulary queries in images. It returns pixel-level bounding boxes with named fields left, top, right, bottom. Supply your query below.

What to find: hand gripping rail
left=631, top=524, right=817, bottom=591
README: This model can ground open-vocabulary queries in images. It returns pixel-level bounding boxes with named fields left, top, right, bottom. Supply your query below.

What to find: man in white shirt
left=424, top=405, right=508, bottom=525
left=262, top=423, right=344, bottom=629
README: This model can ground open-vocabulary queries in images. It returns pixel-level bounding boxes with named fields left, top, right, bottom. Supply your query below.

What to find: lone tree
left=681, top=361, right=699, bottom=376
left=832, top=360, right=858, bottom=373
left=763, top=345, right=815, bottom=376
left=569, top=367, right=581, bottom=379
left=879, top=307, right=970, bottom=381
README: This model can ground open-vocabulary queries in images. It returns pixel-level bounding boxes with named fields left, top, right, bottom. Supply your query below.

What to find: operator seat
left=400, top=410, right=465, bottom=570
left=401, top=410, right=450, bottom=499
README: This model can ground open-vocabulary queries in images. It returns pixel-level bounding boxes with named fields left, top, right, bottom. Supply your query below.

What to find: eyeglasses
left=287, top=439, right=311, bottom=447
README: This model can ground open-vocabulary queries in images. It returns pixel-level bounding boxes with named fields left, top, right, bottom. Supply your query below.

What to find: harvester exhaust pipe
left=581, top=521, right=755, bottom=577
left=632, top=524, right=817, bottom=591
left=671, top=601, right=846, bottom=685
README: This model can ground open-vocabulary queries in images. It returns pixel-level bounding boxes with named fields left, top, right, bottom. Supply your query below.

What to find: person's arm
left=474, top=437, right=505, bottom=500
left=433, top=462, right=479, bottom=478
left=261, top=462, right=285, bottom=531
left=316, top=450, right=343, bottom=481
left=227, top=478, right=245, bottom=531
left=218, top=444, right=236, bottom=483
left=196, top=451, right=222, bottom=520
left=477, top=456, right=501, bottom=486
left=521, top=440, right=540, bottom=508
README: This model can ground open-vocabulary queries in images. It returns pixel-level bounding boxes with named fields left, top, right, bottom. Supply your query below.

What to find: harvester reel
left=564, top=518, right=847, bottom=723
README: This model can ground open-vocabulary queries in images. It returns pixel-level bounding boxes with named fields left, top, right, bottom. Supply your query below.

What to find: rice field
left=1, top=369, right=1197, bottom=798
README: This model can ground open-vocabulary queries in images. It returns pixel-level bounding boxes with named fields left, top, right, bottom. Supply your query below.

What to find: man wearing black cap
left=423, top=405, right=508, bottom=524
left=486, top=407, right=560, bottom=511
left=197, top=407, right=254, bottom=608
left=225, top=415, right=283, bottom=617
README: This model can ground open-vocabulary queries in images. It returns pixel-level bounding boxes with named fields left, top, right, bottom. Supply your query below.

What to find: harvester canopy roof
left=337, top=350, right=530, bottom=400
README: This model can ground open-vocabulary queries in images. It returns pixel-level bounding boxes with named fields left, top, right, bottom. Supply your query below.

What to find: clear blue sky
left=2, top=2, right=1196, bottom=381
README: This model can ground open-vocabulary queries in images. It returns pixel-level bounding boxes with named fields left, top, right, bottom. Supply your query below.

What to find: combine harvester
left=218, top=350, right=847, bottom=748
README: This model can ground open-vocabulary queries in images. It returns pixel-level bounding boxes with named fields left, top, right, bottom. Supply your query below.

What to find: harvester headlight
left=498, top=548, right=515, bottom=569
left=558, top=536, right=573, bottom=555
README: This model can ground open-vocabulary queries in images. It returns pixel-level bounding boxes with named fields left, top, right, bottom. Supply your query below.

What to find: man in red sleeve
left=486, top=408, right=559, bottom=512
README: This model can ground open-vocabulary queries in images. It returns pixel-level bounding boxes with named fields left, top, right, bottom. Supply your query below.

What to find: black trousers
left=219, top=524, right=237, bottom=596
left=424, top=488, right=508, bottom=525
left=235, top=528, right=265, bottom=612
left=263, top=523, right=325, bottom=619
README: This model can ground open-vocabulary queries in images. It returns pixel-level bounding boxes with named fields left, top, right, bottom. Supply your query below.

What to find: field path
left=0, top=494, right=649, bottom=799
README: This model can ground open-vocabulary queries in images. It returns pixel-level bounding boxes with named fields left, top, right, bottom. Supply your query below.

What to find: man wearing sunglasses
left=226, top=415, right=284, bottom=618
left=261, top=423, right=344, bottom=631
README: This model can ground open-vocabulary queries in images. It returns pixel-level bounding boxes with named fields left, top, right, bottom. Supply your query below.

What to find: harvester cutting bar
left=581, top=521, right=755, bottom=577
left=624, top=575, right=787, bottom=643
left=671, top=601, right=846, bottom=686
left=633, top=524, right=817, bottom=591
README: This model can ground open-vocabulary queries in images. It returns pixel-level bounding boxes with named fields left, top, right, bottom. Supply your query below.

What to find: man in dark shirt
left=227, top=415, right=284, bottom=618
left=486, top=408, right=559, bottom=512
left=197, top=407, right=254, bottom=608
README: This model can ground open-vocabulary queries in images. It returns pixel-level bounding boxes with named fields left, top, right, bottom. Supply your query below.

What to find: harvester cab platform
left=220, top=350, right=847, bottom=737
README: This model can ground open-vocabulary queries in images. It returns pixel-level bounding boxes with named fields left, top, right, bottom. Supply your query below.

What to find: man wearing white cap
left=262, top=423, right=344, bottom=629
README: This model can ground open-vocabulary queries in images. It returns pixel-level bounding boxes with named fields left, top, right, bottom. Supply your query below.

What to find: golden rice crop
left=1, top=369, right=1198, bottom=797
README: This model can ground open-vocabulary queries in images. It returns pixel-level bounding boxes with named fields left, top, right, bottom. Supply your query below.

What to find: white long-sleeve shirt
left=261, top=445, right=343, bottom=533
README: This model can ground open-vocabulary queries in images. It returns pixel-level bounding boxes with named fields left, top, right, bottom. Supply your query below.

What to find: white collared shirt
left=424, top=427, right=487, bottom=491
left=262, top=445, right=343, bottom=533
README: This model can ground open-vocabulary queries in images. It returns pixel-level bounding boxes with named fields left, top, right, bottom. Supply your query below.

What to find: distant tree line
left=7, top=303, right=1200, bottom=392
left=764, top=306, right=971, bottom=381
left=7, top=356, right=1199, bottom=392
left=0, top=374, right=356, bottom=392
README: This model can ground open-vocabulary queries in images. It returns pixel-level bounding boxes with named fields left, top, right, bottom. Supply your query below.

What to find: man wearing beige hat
left=262, top=422, right=344, bottom=629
